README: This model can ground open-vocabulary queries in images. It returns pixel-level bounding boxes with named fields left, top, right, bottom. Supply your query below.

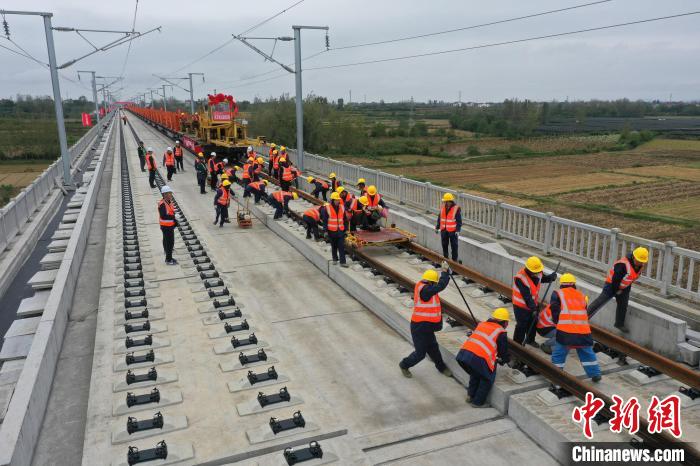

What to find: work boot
left=400, top=365, right=412, bottom=378
left=470, top=401, right=490, bottom=409
left=332, top=260, right=338, bottom=265
left=466, top=396, right=472, bottom=404
left=615, top=324, right=629, bottom=334
left=441, top=367, right=453, bottom=377
left=541, top=344, right=553, bottom=355
left=527, top=341, right=540, bottom=349
left=340, top=263, right=349, bottom=268
left=592, top=375, right=602, bottom=383
left=306, top=234, right=311, bottom=239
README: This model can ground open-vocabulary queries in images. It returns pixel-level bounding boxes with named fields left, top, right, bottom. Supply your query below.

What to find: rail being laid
left=259, top=145, right=700, bottom=304
left=0, top=120, right=104, bottom=253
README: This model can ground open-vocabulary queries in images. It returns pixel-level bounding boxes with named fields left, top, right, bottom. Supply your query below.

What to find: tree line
left=0, top=95, right=98, bottom=119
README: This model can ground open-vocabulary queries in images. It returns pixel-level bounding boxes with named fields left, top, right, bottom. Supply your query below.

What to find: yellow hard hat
left=273, top=150, right=278, bottom=155
left=262, top=180, right=269, bottom=185
left=292, top=192, right=299, bottom=200
left=358, top=196, right=369, bottom=206
left=330, top=192, right=341, bottom=200
left=197, top=152, right=204, bottom=157
left=222, top=180, right=232, bottom=187
left=280, top=146, right=286, bottom=151
left=560, top=273, right=576, bottom=285
left=220, top=174, right=229, bottom=180
left=525, top=256, right=544, bottom=273
left=279, top=157, right=286, bottom=163
left=367, top=185, right=377, bottom=196
left=306, top=176, right=314, bottom=183
left=256, top=157, right=264, bottom=163
left=357, top=178, right=366, bottom=184
left=442, top=193, right=455, bottom=202
left=422, top=269, right=439, bottom=283
left=270, top=143, right=276, bottom=148
left=633, top=246, right=649, bottom=264
left=335, top=186, right=344, bottom=194
left=234, top=166, right=241, bottom=170
left=491, top=307, right=510, bottom=321
left=329, top=172, right=336, bottom=178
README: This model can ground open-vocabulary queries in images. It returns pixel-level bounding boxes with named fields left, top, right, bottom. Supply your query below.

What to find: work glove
left=435, top=228, right=439, bottom=234
left=441, top=260, right=450, bottom=272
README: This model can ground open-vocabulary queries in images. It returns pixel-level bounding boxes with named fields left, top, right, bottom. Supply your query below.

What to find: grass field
left=0, top=117, right=87, bottom=159
left=0, top=161, right=51, bottom=207
left=337, top=137, right=700, bottom=250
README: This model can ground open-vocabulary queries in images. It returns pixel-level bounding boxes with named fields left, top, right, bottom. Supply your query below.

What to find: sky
left=1, top=0, right=699, bottom=103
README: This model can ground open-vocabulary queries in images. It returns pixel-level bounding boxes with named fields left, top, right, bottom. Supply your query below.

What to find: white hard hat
left=247, top=146, right=253, bottom=152
left=160, top=186, right=173, bottom=194
left=147, top=147, right=153, bottom=152
left=166, top=146, right=172, bottom=152
left=210, top=152, right=216, bottom=156
left=175, top=140, right=180, bottom=143
left=223, top=158, right=229, bottom=164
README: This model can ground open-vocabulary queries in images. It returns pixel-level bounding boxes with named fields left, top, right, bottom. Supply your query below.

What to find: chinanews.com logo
left=567, top=392, right=688, bottom=465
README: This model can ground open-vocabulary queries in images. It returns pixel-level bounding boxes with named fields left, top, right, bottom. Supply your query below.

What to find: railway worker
left=435, top=193, right=462, bottom=261
left=194, top=153, right=207, bottom=194
left=587, top=247, right=648, bottom=333
left=270, top=190, right=298, bottom=220
left=158, top=186, right=178, bottom=265
left=137, top=140, right=146, bottom=172
left=163, top=147, right=176, bottom=181
left=241, top=158, right=254, bottom=188
left=271, top=149, right=280, bottom=178
left=399, top=261, right=453, bottom=379
left=278, top=157, right=293, bottom=191
left=307, top=176, right=330, bottom=201
left=357, top=178, right=368, bottom=196
left=512, top=256, right=557, bottom=348
left=320, top=192, right=348, bottom=267
left=364, top=186, right=386, bottom=231
left=535, top=301, right=556, bottom=355
left=213, top=180, right=233, bottom=227
left=329, top=172, right=342, bottom=192
left=456, top=307, right=510, bottom=407
left=550, top=273, right=601, bottom=382
left=303, top=205, right=325, bottom=240
left=267, top=143, right=277, bottom=174
left=254, top=157, right=265, bottom=181
left=174, top=140, right=185, bottom=172
left=145, top=148, right=158, bottom=188
left=217, top=173, right=229, bottom=189
left=208, top=152, right=219, bottom=191
left=337, top=186, right=354, bottom=203
left=246, top=145, right=256, bottom=160
left=244, top=179, right=268, bottom=204
left=346, top=195, right=368, bottom=232
left=224, top=165, right=239, bottom=184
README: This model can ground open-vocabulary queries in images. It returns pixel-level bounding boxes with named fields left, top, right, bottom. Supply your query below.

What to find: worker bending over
left=214, top=180, right=233, bottom=227
left=308, top=176, right=330, bottom=201
left=270, top=190, right=298, bottom=220
left=550, top=273, right=601, bottom=382
left=194, top=153, right=207, bottom=194
left=253, top=157, right=265, bottom=181
left=303, top=205, right=325, bottom=240
left=158, top=186, right=178, bottom=265
left=174, top=140, right=185, bottom=171
left=244, top=180, right=268, bottom=204
left=145, top=148, right=157, bottom=188
left=587, top=247, right=647, bottom=333
left=320, top=192, right=348, bottom=267
left=435, top=193, right=462, bottom=261
left=399, top=262, right=453, bottom=378
left=346, top=195, right=368, bottom=232
left=163, top=147, right=176, bottom=181
left=512, top=256, right=557, bottom=348
left=362, top=186, right=386, bottom=231
left=456, top=308, right=510, bottom=407
left=535, top=300, right=556, bottom=355
left=137, top=140, right=146, bottom=172
left=329, top=172, right=341, bottom=192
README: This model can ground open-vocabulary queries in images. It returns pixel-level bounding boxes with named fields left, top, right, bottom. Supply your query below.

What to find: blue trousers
left=551, top=342, right=600, bottom=378
left=400, top=322, right=446, bottom=372
left=457, top=359, right=494, bottom=406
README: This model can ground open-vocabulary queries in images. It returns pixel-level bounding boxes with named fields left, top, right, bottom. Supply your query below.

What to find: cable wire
left=332, top=0, right=613, bottom=50
left=119, top=0, right=139, bottom=78
left=305, top=11, right=700, bottom=71
left=239, top=0, right=305, bottom=36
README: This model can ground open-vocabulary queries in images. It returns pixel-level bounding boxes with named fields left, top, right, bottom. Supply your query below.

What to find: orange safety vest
left=273, top=154, right=280, bottom=170
left=304, top=207, right=321, bottom=222
left=248, top=181, right=264, bottom=191
left=281, top=165, right=295, bottom=182
left=242, top=163, right=252, bottom=180
left=411, top=281, right=442, bottom=323
left=215, top=162, right=224, bottom=173
left=217, top=188, right=230, bottom=206
left=347, top=198, right=362, bottom=213
left=511, top=268, right=542, bottom=310
left=605, top=256, right=640, bottom=290
left=366, top=193, right=381, bottom=207
left=208, top=158, right=216, bottom=173
left=537, top=305, right=555, bottom=329
left=320, top=180, right=329, bottom=190
left=225, top=168, right=235, bottom=178
left=254, top=163, right=262, bottom=174
left=174, top=146, right=183, bottom=157
left=164, top=152, right=175, bottom=167
left=271, top=191, right=291, bottom=204
left=325, top=204, right=345, bottom=232
left=158, top=199, right=175, bottom=227
left=460, top=321, right=505, bottom=372
left=439, top=204, right=459, bottom=232
left=554, top=287, right=590, bottom=335
left=145, top=154, right=156, bottom=171
left=331, top=179, right=341, bottom=191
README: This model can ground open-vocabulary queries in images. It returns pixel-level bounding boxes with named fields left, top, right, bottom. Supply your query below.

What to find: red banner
left=81, top=112, right=92, bottom=127
left=212, top=110, right=232, bottom=121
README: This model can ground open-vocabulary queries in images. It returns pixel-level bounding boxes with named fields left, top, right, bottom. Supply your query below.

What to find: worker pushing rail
left=512, top=256, right=557, bottom=348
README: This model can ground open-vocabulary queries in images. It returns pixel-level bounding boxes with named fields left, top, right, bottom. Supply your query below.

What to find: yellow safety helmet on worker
left=306, top=176, right=314, bottom=183
left=330, top=192, right=341, bottom=200
left=560, top=273, right=576, bottom=285
left=442, top=193, right=455, bottom=202
left=422, top=269, right=439, bottom=283
left=525, top=256, right=544, bottom=273
left=357, top=178, right=366, bottom=184
left=491, top=307, right=510, bottom=321
left=329, top=172, right=336, bottom=179
left=222, top=180, right=231, bottom=187
left=358, top=196, right=369, bottom=206
left=633, top=246, right=649, bottom=264
left=367, top=185, right=377, bottom=196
